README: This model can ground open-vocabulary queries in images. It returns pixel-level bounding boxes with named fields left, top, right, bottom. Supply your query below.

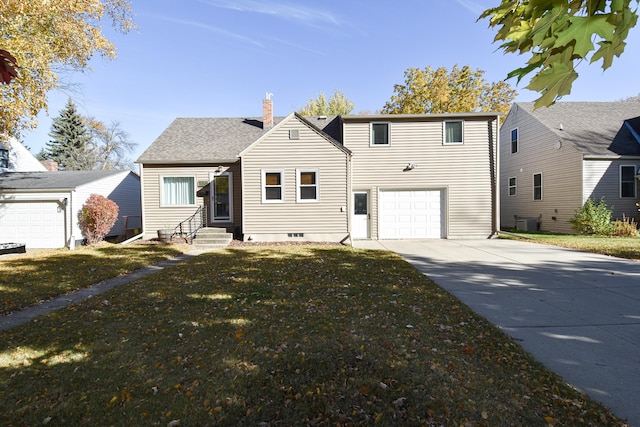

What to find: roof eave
left=137, top=159, right=240, bottom=165
left=341, top=112, right=502, bottom=122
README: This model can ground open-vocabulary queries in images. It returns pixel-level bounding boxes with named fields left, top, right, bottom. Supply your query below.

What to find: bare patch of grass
left=0, top=246, right=627, bottom=426
left=0, top=242, right=190, bottom=315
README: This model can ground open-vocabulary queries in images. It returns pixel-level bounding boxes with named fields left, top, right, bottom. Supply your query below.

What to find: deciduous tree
left=86, top=118, right=137, bottom=170
left=0, top=0, right=135, bottom=137
left=382, top=65, right=516, bottom=115
left=481, top=1, right=639, bottom=108
left=298, top=90, right=355, bottom=116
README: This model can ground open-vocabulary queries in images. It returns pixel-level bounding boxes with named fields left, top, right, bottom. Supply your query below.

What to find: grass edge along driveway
left=0, top=245, right=629, bottom=426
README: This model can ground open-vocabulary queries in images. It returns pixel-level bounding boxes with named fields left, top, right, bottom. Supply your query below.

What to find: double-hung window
left=444, top=121, right=463, bottom=144
left=297, top=169, right=319, bottom=202
left=533, top=173, right=542, bottom=201
left=262, top=170, right=284, bottom=203
left=370, top=123, right=390, bottom=146
left=510, top=128, right=518, bottom=154
left=620, top=165, right=637, bottom=198
left=508, top=177, right=517, bottom=196
left=161, top=176, right=195, bottom=206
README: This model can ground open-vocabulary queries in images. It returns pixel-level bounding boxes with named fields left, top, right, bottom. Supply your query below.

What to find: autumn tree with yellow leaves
left=382, top=65, right=517, bottom=115
left=0, top=0, right=135, bottom=137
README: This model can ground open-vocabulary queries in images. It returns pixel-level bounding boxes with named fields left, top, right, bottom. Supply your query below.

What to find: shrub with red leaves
left=79, top=194, right=119, bottom=245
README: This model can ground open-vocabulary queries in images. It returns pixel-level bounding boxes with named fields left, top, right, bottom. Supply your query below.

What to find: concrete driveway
left=354, top=239, right=640, bottom=426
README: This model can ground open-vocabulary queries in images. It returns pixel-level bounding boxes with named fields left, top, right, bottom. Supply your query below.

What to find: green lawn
left=0, top=245, right=626, bottom=426
left=500, top=231, right=640, bottom=261
left=0, top=242, right=190, bottom=316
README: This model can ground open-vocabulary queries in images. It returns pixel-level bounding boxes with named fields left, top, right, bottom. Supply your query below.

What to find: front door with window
left=352, top=192, right=369, bottom=239
left=210, top=172, right=232, bottom=222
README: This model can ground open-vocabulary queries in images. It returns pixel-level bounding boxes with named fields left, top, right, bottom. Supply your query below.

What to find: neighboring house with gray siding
left=137, top=97, right=500, bottom=242
left=500, top=102, right=640, bottom=234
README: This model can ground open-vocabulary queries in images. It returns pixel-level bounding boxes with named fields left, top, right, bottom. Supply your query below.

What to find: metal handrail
left=173, top=205, right=207, bottom=243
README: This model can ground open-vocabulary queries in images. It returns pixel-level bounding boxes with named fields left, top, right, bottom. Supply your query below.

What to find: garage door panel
left=379, top=190, right=443, bottom=239
left=1, top=202, right=65, bottom=248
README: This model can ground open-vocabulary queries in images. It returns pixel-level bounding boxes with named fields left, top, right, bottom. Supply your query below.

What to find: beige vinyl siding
left=344, top=118, right=497, bottom=239
left=500, top=108, right=583, bottom=234
left=241, top=116, right=349, bottom=240
left=584, top=159, right=640, bottom=221
left=140, top=163, right=242, bottom=238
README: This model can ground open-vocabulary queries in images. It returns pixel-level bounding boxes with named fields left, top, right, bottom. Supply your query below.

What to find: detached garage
left=379, top=190, right=444, bottom=239
left=0, top=170, right=141, bottom=249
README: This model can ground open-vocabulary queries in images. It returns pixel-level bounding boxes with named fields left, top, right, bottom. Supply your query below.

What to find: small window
left=444, top=121, right=463, bottom=144
left=510, top=128, right=518, bottom=154
left=262, top=170, right=284, bottom=203
left=508, top=177, right=517, bottom=196
left=370, top=123, right=390, bottom=146
left=161, top=176, right=195, bottom=206
left=289, top=129, right=300, bottom=140
left=297, top=169, right=318, bottom=202
left=0, top=147, right=8, bottom=168
left=620, top=165, right=636, bottom=198
left=533, top=173, right=542, bottom=201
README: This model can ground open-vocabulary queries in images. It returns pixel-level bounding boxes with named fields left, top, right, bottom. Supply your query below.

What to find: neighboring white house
left=0, top=135, right=47, bottom=172
left=0, top=170, right=142, bottom=249
left=500, top=102, right=640, bottom=233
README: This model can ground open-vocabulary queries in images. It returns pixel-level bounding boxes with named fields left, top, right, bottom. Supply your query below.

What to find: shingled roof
left=515, top=102, right=640, bottom=157
left=0, top=170, right=131, bottom=191
left=137, top=117, right=286, bottom=164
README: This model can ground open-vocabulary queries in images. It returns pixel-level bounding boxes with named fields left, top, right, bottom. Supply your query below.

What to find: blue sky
left=22, top=0, right=640, bottom=162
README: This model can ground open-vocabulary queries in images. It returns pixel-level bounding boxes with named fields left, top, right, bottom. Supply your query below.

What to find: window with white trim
left=370, top=122, right=390, bottom=146
left=444, top=121, right=463, bottom=144
left=620, top=165, right=636, bottom=198
left=510, top=128, right=518, bottom=154
left=297, top=169, right=318, bottom=202
left=508, top=177, right=517, bottom=196
left=161, top=176, right=196, bottom=206
left=262, top=170, right=284, bottom=203
left=533, top=173, right=542, bottom=201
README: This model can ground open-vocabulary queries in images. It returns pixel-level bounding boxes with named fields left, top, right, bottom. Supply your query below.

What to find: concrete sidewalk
left=354, top=239, right=640, bottom=426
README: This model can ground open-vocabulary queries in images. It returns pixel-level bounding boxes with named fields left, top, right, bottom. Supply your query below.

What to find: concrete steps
left=191, top=227, right=233, bottom=249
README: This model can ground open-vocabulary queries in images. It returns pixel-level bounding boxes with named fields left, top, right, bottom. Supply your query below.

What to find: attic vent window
left=289, top=129, right=300, bottom=140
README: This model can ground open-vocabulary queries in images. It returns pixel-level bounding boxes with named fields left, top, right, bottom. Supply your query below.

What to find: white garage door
left=379, top=190, right=443, bottom=239
left=0, top=202, right=66, bottom=248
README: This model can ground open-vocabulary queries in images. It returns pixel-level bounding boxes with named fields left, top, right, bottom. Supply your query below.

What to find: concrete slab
left=354, top=238, right=640, bottom=426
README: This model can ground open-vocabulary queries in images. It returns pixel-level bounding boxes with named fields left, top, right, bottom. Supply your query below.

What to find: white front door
left=210, top=172, right=232, bottom=222
left=352, top=191, right=369, bottom=239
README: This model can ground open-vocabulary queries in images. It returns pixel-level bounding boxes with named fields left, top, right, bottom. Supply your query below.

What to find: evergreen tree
left=45, top=99, right=94, bottom=170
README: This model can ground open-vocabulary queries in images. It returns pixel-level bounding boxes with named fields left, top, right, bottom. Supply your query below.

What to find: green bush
left=570, top=198, right=613, bottom=236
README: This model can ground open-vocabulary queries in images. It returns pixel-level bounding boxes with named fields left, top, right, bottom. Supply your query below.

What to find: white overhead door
left=379, top=190, right=443, bottom=239
left=0, top=202, right=66, bottom=248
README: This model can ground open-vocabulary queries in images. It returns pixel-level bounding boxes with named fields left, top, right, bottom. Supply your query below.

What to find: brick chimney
left=263, top=93, right=273, bottom=130
left=41, top=160, right=59, bottom=171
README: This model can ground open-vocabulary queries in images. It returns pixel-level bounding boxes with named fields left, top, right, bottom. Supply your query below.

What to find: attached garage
left=379, top=190, right=444, bottom=239
left=0, top=201, right=66, bottom=248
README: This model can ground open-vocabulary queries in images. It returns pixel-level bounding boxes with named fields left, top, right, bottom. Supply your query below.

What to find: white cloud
left=158, top=16, right=264, bottom=47
left=453, top=0, right=486, bottom=16
left=199, top=0, right=340, bottom=26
